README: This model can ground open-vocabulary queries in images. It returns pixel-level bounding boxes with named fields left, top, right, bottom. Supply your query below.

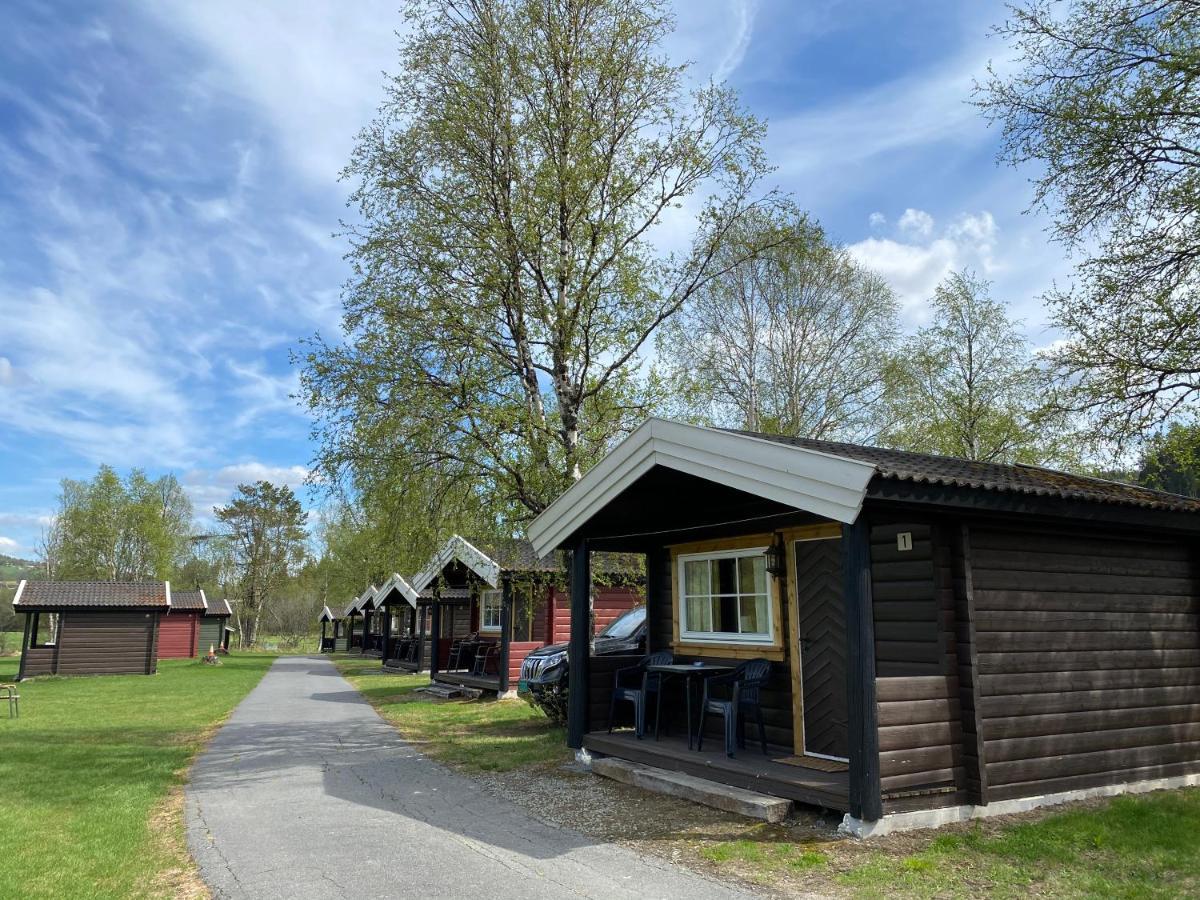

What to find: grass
left=0, top=653, right=276, bottom=899
left=697, top=788, right=1200, bottom=898
left=334, top=655, right=570, bottom=772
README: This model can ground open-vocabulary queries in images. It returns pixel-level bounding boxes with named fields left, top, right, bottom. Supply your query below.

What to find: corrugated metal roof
left=730, top=431, right=1200, bottom=514
left=13, top=580, right=169, bottom=609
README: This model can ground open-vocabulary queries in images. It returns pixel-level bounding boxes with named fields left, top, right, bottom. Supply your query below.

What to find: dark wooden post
left=644, top=548, right=663, bottom=653
left=381, top=607, right=391, bottom=661
left=320, top=619, right=327, bottom=652
left=430, top=582, right=442, bottom=679
left=17, top=612, right=32, bottom=681
left=499, top=575, right=513, bottom=693
left=567, top=536, right=592, bottom=750
left=844, top=518, right=882, bottom=822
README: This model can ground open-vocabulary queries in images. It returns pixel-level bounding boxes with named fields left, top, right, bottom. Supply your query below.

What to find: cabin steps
left=416, top=683, right=481, bottom=700
left=590, top=756, right=793, bottom=823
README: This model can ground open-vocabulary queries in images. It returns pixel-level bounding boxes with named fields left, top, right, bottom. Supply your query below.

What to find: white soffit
left=411, top=535, right=502, bottom=593
left=527, top=418, right=876, bottom=558
left=379, top=572, right=419, bottom=609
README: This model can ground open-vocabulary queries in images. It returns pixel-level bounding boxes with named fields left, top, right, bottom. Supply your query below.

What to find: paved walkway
left=186, top=656, right=753, bottom=900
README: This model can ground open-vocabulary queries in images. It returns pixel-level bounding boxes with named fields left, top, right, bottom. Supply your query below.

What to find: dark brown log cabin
left=527, top=419, right=1200, bottom=835
left=410, top=536, right=642, bottom=696
left=13, top=580, right=167, bottom=678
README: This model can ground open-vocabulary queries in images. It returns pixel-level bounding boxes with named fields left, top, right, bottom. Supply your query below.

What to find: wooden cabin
left=12, top=580, right=168, bottom=678
left=159, top=589, right=206, bottom=659
left=411, top=535, right=642, bottom=697
left=200, top=598, right=233, bottom=655
left=317, top=605, right=341, bottom=652
left=526, top=418, right=1200, bottom=835
left=358, top=586, right=385, bottom=656
left=374, top=573, right=421, bottom=669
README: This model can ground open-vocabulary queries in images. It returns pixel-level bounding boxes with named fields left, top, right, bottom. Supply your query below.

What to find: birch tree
left=298, top=0, right=780, bottom=518
left=656, top=208, right=899, bottom=440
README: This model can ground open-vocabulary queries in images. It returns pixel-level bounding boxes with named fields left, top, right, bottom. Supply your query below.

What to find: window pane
left=686, top=596, right=712, bottom=632
left=684, top=560, right=709, bottom=596
left=739, top=594, right=769, bottom=635
left=714, top=557, right=738, bottom=594
left=738, top=556, right=766, bottom=595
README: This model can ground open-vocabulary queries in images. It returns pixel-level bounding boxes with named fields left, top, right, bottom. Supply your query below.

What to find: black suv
left=518, top=605, right=647, bottom=723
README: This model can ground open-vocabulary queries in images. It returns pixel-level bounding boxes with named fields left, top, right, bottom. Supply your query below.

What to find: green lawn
left=0, top=654, right=276, bottom=899
left=334, top=655, right=569, bottom=771
left=700, top=788, right=1200, bottom=898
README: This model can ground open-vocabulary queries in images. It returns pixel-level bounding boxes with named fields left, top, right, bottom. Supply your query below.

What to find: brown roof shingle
left=729, top=431, right=1200, bottom=514
left=171, top=589, right=207, bottom=611
left=204, top=598, right=233, bottom=618
left=13, top=580, right=169, bottom=610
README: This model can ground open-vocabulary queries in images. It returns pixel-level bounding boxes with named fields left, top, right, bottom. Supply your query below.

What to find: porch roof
left=528, top=419, right=876, bottom=556
left=376, top=572, right=419, bottom=609
left=318, top=605, right=338, bottom=623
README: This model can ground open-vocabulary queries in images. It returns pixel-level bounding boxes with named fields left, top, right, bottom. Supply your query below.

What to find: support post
left=844, top=518, right=881, bottom=822
left=17, top=612, right=32, bottom=681
left=498, top=575, right=513, bottom=693
left=381, top=607, right=391, bottom=662
left=430, top=584, right=442, bottom=679
left=567, top=536, right=592, bottom=750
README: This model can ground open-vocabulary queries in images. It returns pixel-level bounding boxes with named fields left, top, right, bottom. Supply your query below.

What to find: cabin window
left=480, top=589, right=503, bottom=632
left=678, top=548, right=773, bottom=644
left=31, top=612, right=60, bottom=647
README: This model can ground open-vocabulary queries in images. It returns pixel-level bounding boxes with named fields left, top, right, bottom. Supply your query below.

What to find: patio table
left=645, top=662, right=734, bottom=750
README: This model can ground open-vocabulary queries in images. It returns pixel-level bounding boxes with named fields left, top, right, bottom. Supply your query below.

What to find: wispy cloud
left=714, top=1, right=760, bottom=82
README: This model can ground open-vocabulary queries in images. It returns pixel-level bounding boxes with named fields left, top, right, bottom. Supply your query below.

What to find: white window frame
left=677, top=547, right=774, bottom=646
left=480, top=589, right=503, bottom=633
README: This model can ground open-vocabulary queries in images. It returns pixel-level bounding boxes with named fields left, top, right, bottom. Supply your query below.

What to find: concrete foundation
left=840, top=773, right=1200, bottom=838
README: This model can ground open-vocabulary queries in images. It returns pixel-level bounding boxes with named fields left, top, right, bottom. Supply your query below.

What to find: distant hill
left=0, top=555, right=40, bottom=583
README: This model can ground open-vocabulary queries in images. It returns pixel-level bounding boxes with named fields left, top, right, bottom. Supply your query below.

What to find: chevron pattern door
left=795, top=538, right=849, bottom=760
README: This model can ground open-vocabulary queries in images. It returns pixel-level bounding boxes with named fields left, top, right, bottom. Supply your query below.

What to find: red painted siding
left=509, top=641, right=543, bottom=682
left=549, top=586, right=641, bottom=644
left=158, top=611, right=200, bottom=659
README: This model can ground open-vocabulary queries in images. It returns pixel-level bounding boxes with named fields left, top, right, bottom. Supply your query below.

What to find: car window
left=599, top=606, right=645, bottom=639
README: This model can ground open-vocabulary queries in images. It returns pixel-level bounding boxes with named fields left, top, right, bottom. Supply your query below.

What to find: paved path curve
left=186, top=656, right=753, bottom=900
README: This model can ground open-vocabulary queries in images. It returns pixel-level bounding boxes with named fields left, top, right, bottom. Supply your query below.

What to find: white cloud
left=898, top=208, right=934, bottom=239
left=183, top=462, right=313, bottom=520
left=0, top=536, right=19, bottom=552
left=847, top=210, right=1003, bottom=321
left=868, top=212, right=886, bottom=228
left=713, top=0, right=760, bottom=83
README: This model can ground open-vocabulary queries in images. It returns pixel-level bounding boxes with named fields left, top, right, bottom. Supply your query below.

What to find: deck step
left=416, top=683, right=481, bottom=700
left=591, top=756, right=793, bottom=823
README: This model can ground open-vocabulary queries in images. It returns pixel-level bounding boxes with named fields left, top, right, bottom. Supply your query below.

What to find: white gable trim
left=319, top=605, right=337, bottom=622
left=199, top=589, right=208, bottom=612
left=164, top=580, right=172, bottom=608
left=411, top=535, right=501, bottom=593
left=11, top=579, right=26, bottom=607
left=377, top=572, right=419, bottom=609
left=527, top=418, right=876, bottom=558
left=355, top=585, right=379, bottom=612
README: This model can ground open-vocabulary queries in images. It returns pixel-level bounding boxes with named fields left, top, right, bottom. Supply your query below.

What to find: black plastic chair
left=608, top=650, right=673, bottom=738
left=696, top=658, right=772, bottom=757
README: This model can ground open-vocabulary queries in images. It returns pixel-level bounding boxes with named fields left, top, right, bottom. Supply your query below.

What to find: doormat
left=774, top=755, right=848, bottom=773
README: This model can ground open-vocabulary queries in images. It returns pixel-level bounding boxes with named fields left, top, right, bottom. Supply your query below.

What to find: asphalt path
left=186, top=655, right=754, bottom=900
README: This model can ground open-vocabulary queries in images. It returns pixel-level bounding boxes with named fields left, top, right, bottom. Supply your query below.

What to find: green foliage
left=214, top=481, right=308, bottom=647
left=299, top=0, right=779, bottom=521
left=47, top=465, right=192, bottom=581
left=881, top=271, right=1071, bottom=464
left=1138, top=422, right=1200, bottom=497
left=0, top=655, right=275, bottom=899
left=656, top=205, right=899, bottom=440
left=976, top=0, right=1200, bottom=446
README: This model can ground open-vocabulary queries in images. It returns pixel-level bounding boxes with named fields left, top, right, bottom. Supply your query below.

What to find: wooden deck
left=583, top=730, right=850, bottom=812
left=384, top=658, right=424, bottom=673
left=433, top=671, right=502, bottom=692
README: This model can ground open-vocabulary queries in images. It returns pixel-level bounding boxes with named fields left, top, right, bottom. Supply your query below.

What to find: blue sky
left=0, top=0, right=1072, bottom=558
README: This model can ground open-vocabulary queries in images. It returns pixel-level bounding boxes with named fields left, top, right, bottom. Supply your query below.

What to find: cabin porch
left=583, top=729, right=849, bottom=811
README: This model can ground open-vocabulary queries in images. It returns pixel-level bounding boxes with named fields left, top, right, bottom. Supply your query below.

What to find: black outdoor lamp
left=763, top=534, right=787, bottom=579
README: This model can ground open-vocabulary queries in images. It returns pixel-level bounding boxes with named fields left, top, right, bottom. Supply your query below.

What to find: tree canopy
left=977, top=0, right=1200, bottom=446
left=45, top=465, right=192, bottom=581
left=881, top=271, right=1067, bottom=464
left=299, top=0, right=780, bottom=521
left=656, top=207, right=898, bottom=440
